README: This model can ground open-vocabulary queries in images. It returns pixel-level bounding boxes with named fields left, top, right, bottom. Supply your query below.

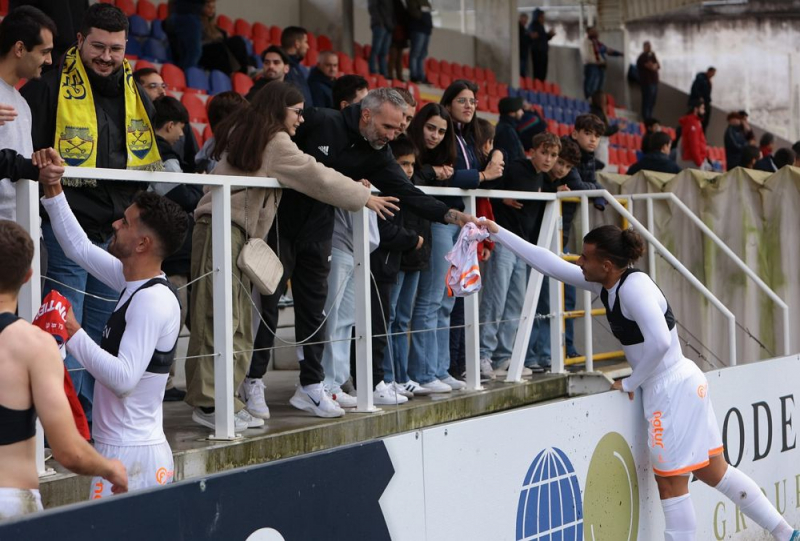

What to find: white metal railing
left=14, top=169, right=786, bottom=477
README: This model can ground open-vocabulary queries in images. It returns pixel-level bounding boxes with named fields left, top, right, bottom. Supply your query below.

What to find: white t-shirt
left=41, top=193, right=181, bottom=446
left=492, top=226, right=684, bottom=392
left=0, top=78, right=33, bottom=221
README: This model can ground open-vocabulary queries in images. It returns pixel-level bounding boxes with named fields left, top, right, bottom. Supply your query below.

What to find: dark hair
left=332, top=75, right=368, bottom=110
left=583, top=225, right=645, bottom=268
left=773, top=148, right=796, bottom=169
left=644, top=118, right=660, bottom=130
left=792, top=141, right=800, bottom=156
left=280, top=26, right=307, bottom=50
left=261, top=44, right=289, bottom=65
left=0, top=220, right=34, bottom=293
left=133, top=192, right=188, bottom=259
left=132, top=67, right=159, bottom=82
left=406, top=103, right=457, bottom=167
left=208, top=91, right=248, bottom=132
left=532, top=132, right=561, bottom=152
left=688, top=97, right=704, bottom=112
left=153, top=96, right=189, bottom=130
left=441, top=79, right=479, bottom=139
left=80, top=3, right=129, bottom=38
left=390, top=135, right=416, bottom=161
left=0, top=5, right=57, bottom=57
left=395, top=87, right=417, bottom=109
left=558, top=136, right=581, bottom=166
left=759, top=132, right=774, bottom=148
left=574, top=113, right=605, bottom=137
left=473, top=117, right=495, bottom=164
left=213, top=80, right=303, bottom=172
left=726, top=111, right=742, bottom=121
left=741, top=145, right=760, bottom=168
left=649, top=131, right=672, bottom=152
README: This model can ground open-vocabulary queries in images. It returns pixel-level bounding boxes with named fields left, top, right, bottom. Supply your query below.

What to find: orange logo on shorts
left=697, top=384, right=707, bottom=398
left=156, top=467, right=174, bottom=485
left=650, top=411, right=665, bottom=449
left=92, top=481, right=104, bottom=499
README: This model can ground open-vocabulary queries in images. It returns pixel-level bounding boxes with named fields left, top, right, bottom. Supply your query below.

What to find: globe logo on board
left=515, top=447, right=584, bottom=540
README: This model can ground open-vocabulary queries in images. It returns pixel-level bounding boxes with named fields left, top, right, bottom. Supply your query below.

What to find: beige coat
left=194, top=131, right=371, bottom=239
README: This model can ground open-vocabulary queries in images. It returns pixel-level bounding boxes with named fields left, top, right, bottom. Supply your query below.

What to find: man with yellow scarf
left=21, top=3, right=160, bottom=427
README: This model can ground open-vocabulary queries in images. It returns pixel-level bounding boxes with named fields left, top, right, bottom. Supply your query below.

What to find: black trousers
left=449, top=297, right=465, bottom=376
left=369, top=279, right=394, bottom=387
left=532, top=50, right=549, bottom=82
left=248, top=229, right=331, bottom=387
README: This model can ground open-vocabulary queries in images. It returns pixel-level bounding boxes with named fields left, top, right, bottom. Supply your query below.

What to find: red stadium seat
left=303, top=49, right=318, bottom=67
left=610, top=133, right=621, bottom=146
left=451, top=63, right=463, bottom=79
left=402, top=50, right=409, bottom=69
left=438, top=73, right=452, bottom=89
left=253, top=38, right=269, bottom=57
left=161, top=63, right=186, bottom=91
left=317, top=35, right=333, bottom=52
left=253, top=22, right=269, bottom=41
left=551, top=83, right=561, bottom=95
left=362, top=44, right=371, bottom=60
left=233, top=18, right=252, bottom=39
left=485, top=70, right=496, bottom=83
left=217, top=15, right=234, bottom=36
left=462, top=65, right=474, bottom=80
left=375, top=75, right=390, bottom=88
left=488, top=96, right=500, bottom=114
left=156, top=2, right=168, bottom=20
left=608, top=147, right=619, bottom=165
left=425, top=72, right=439, bottom=87
left=353, top=43, right=364, bottom=59
left=627, top=149, right=637, bottom=165
left=425, top=57, right=439, bottom=74
left=115, top=0, right=135, bottom=16
left=270, top=26, right=282, bottom=45
left=547, top=119, right=558, bottom=133
left=543, top=81, right=554, bottom=94
left=232, top=72, right=254, bottom=96
left=136, top=0, right=157, bottom=21
left=476, top=93, right=489, bottom=112
left=618, top=165, right=629, bottom=174
left=497, top=84, right=509, bottom=98
left=181, top=93, right=207, bottom=122
left=476, top=80, right=488, bottom=95
left=134, top=59, right=156, bottom=72
left=474, top=67, right=485, bottom=81
left=354, top=57, right=370, bottom=77
left=407, top=82, right=420, bottom=102
left=532, top=78, right=544, bottom=92
left=306, top=32, right=317, bottom=51
left=337, top=52, right=353, bottom=74
left=440, top=60, right=452, bottom=76
left=558, top=123, right=572, bottom=137
left=487, top=82, right=498, bottom=97
left=192, top=126, right=202, bottom=147
left=391, top=79, right=408, bottom=89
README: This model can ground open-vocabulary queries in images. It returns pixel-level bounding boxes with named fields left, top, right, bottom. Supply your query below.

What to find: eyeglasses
left=145, top=82, right=168, bottom=90
left=286, top=107, right=304, bottom=116
left=454, top=97, right=478, bottom=106
left=87, top=41, right=126, bottom=56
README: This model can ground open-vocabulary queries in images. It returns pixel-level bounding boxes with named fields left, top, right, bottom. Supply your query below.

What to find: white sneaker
left=480, top=357, right=496, bottom=380
left=235, top=408, right=265, bottom=428
left=290, top=384, right=345, bottom=418
left=421, top=379, right=452, bottom=393
left=192, top=408, right=248, bottom=432
left=389, top=381, right=414, bottom=398
left=326, top=385, right=358, bottom=408
left=373, top=381, right=409, bottom=405
left=240, top=377, right=270, bottom=419
left=440, top=375, right=467, bottom=390
left=400, top=379, right=433, bottom=395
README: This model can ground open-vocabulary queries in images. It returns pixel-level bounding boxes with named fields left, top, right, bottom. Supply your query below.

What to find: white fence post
left=462, top=195, right=482, bottom=391
left=579, top=195, right=593, bottom=373
left=353, top=207, right=378, bottom=412
left=550, top=205, right=565, bottom=375
left=210, top=184, right=237, bottom=440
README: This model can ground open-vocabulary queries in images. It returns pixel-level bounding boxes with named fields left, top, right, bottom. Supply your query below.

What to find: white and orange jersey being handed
left=491, top=225, right=723, bottom=476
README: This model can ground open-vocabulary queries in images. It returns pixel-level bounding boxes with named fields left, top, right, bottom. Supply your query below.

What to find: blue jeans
left=641, top=83, right=658, bottom=121
left=409, top=31, right=431, bottom=81
left=383, top=270, right=420, bottom=383
left=321, top=247, right=355, bottom=390
left=408, top=223, right=457, bottom=384
left=527, top=275, right=551, bottom=367
left=369, top=25, right=392, bottom=76
left=42, top=221, right=118, bottom=423
left=583, top=64, right=605, bottom=99
left=564, top=284, right=577, bottom=356
left=166, top=14, right=202, bottom=70
left=479, top=242, right=526, bottom=364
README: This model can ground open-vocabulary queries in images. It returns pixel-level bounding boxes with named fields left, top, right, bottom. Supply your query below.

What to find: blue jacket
left=307, top=67, right=334, bottom=109
left=286, top=54, right=314, bottom=107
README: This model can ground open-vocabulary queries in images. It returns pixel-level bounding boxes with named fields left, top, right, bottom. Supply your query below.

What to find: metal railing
left=14, top=169, right=787, bottom=477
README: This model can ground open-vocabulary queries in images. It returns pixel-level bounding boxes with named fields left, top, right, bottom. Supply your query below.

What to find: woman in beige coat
left=185, top=81, right=399, bottom=429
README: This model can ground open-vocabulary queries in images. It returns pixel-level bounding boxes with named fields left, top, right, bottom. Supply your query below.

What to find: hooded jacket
left=678, top=113, right=707, bottom=167
left=279, top=104, right=451, bottom=244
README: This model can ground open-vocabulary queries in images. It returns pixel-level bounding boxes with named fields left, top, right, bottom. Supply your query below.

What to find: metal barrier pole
left=550, top=204, right=565, bottom=374
left=17, top=180, right=53, bottom=477
left=646, top=197, right=656, bottom=281
left=210, top=184, right=237, bottom=440
left=506, top=201, right=558, bottom=382
left=463, top=195, right=482, bottom=391
left=579, top=195, right=593, bottom=373
left=353, top=207, right=378, bottom=412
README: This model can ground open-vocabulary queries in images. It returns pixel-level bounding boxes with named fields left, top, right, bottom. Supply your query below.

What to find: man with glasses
left=21, top=3, right=159, bottom=426
left=308, top=51, right=339, bottom=109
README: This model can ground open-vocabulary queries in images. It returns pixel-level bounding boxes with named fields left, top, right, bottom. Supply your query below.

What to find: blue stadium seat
left=209, top=70, right=232, bottom=94
left=243, top=38, right=253, bottom=56
left=185, top=67, right=210, bottom=93
left=126, top=38, right=142, bottom=58
left=150, top=19, right=167, bottom=41
left=251, top=54, right=263, bottom=70
left=128, top=15, right=149, bottom=38
left=552, top=107, right=564, bottom=123
left=142, top=38, right=169, bottom=62
left=508, top=87, right=519, bottom=98
left=531, top=91, right=542, bottom=104
left=543, top=105, right=554, bottom=119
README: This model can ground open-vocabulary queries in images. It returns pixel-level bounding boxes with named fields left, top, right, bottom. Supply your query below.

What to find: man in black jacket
left=494, top=97, right=526, bottom=163
left=20, top=3, right=156, bottom=423
left=627, top=131, right=681, bottom=175
left=307, top=51, right=338, bottom=109
left=244, top=88, right=474, bottom=417
left=689, top=67, right=715, bottom=133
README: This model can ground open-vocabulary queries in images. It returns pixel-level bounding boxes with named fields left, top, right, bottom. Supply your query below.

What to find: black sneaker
left=163, top=387, right=186, bottom=402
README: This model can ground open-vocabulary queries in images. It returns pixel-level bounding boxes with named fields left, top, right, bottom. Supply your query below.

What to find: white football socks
left=662, top=493, right=697, bottom=541
left=715, top=466, right=794, bottom=540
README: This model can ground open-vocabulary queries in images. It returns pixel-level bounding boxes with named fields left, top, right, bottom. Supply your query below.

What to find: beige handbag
left=237, top=189, right=284, bottom=295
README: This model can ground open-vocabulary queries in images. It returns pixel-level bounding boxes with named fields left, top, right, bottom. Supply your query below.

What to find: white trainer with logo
left=290, top=384, right=345, bottom=418
left=440, top=375, right=467, bottom=390
left=240, top=377, right=270, bottom=419
left=373, top=381, right=409, bottom=405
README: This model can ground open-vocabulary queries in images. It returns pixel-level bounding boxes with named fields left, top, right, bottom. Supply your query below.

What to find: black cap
left=499, top=96, right=524, bottom=115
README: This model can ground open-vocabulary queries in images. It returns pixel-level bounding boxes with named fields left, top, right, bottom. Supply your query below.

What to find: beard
left=107, top=234, right=130, bottom=259
left=362, top=120, right=388, bottom=150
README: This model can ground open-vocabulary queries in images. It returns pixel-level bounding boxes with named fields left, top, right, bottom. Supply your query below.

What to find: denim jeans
left=527, top=275, right=551, bottom=367
left=408, top=223, right=457, bottom=384
left=479, top=242, right=526, bottom=365
left=321, top=247, right=355, bottom=391
left=641, top=83, right=658, bottom=121
left=409, top=31, right=431, bottom=81
left=369, top=25, right=392, bottom=76
left=166, top=13, right=203, bottom=70
left=583, top=64, right=605, bottom=99
left=42, top=221, right=118, bottom=423
left=383, top=270, right=420, bottom=383
left=564, top=284, right=577, bottom=356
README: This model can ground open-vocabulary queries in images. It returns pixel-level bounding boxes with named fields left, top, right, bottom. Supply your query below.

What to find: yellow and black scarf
left=55, top=46, right=162, bottom=186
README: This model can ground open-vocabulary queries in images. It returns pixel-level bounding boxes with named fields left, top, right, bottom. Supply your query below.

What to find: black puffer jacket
left=399, top=165, right=436, bottom=272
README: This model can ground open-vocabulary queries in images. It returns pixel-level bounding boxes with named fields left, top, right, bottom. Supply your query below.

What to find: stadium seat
left=497, top=84, right=509, bottom=98
left=133, top=59, right=156, bottom=72
left=318, top=34, right=333, bottom=52
left=306, top=32, right=317, bottom=51
left=439, top=60, right=452, bottom=76
left=150, top=19, right=166, bottom=40
left=608, top=147, right=619, bottom=165
left=627, top=149, right=637, bottom=165
left=0, top=0, right=7, bottom=15
left=547, top=119, right=558, bottom=133
left=407, top=82, right=420, bottom=102
left=362, top=44, right=371, bottom=60
left=128, top=15, right=149, bottom=38
left=270, top=26, right=282, bottom=45
left=463, top=65, right=474, bottom=80
left=303, top=49, right=318, bottom=67
left=209, top=70, right=232, bottom=95
left=217, top=15, right=234, bottom=36
left=375, top=75, right=389, bottom=88
left=558, top=123, right=572, bottom=137
left=488, top=96, right=500, bottom=114
left=161, top=63, right=186, bottom=91
left=353, top=43, right=364, bottom=59
left=126, top=39, right=142, bottom=59
left=182, top=93, right=207, bottom=122
left=438, top=73, right=452, bottom=89
left=552, top=107, right=564, bottom=124
left=157, top=2, right=168, bottom=20
left=115, top=0, right=136, bottom=16
left=137, top=0, right=157, bottom=21
left=192, top=126, right=203, bottom=147
left=391, top=79, right=407, bottom=89
left=485, top=70, right=496, bottom=83
left=252, top=22, right=269, bottom=41
left=354, top=57, right=369, bottom=77
left=185, top=67, right=209, bottom=94
left=425, top=72, right=439, bottom=87
left=487, top=82, right=498, bottom=97
left=451, top=63, right=463, bottom=79
left=234, top=18, right=252, bottom=39
left=337, top=52, right=353, bottom=74
left=425, top=57, right=439, bottom=74
left=474, top=67, right=485, bottom=81
left=141, top=38, right=169, bottom=62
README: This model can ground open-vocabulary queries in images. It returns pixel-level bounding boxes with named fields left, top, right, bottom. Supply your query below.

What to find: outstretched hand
left=105, top=459, right=129, bottom=495
left=611, top=379, right=634, bottom=401
left=366, top=195, right=400, bottom=220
